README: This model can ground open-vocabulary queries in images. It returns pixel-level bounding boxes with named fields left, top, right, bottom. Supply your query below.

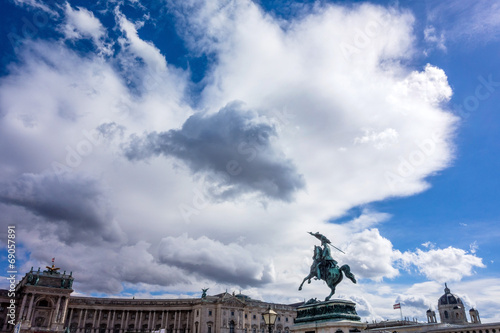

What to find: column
left=27, top=294, right=35, bottom=321
left=148, top=311, right=152, bottom=331
left=107, top=311, right=112, bottom=333
left=53, top=297, right=62, bottom=323
left=121, top=311, right=127, bottom=333
left=19, top=294, right=28, bottom=320
left=173, top=312, right=178, bottom=333
left=82, top=309, right=88, bottom=333
left=77, top=310, right=84, bottom=333
left=96, top=309, right=102, bottom=333
left=152, top=311, right=156, bottom=331
left=68, top=308, right=74, bottom=328
left=134, top=311, right=139, bottom=332
left=111, top=310, right=117, bottom=333
left=165, top=310, right=170, bottom=331
left=61, top=297, right=70, bottom=324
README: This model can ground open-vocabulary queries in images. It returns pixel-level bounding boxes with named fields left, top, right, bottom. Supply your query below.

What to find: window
left=37, top=300, right=49, bottom=307
left=85, top=324, right=92, bottom=333
left=88, top=312, right=94, bottom=319
left=145, top=314, right=149, bottom=320
left=230, top=321, right=235, bottom=333
left=117, top=313, right=122, bottom=320
left=209, top=311, right=212, bottom=316
left=131, top=315, right=136, bottom=320
left=231, top=311, right=235, bottom=316
left=208, top=326, right=212, bottom=333
left=103, top=313, right=108, bottom=320
left=100, top=324, right=107, bottom=333
left=445, top=311, right=449, bottom=319
left=253, top=315, right=256, bottom=320
left=70, top=323, right=78, bottom=333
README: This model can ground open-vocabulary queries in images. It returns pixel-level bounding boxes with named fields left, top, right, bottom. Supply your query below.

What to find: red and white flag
left=52, top=258, right=55, bottom=263
left=393, top=303, right=401, bottom=309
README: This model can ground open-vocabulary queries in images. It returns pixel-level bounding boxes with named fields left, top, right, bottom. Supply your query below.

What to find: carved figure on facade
left=299, top=232, right=357, bottom=301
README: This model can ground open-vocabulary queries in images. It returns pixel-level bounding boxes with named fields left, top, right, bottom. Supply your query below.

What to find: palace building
left=0, top=266, right=296, bottom=333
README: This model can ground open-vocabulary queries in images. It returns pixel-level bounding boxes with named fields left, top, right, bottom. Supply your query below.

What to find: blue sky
left=0, top=0, right=499, bottom=324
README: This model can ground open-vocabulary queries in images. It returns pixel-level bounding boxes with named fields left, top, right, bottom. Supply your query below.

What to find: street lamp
left=262, top=307, right=277, bottom=333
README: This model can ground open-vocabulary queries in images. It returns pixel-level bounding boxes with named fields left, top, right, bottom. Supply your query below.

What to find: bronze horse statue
left=299, top=240, right=357, bottom=301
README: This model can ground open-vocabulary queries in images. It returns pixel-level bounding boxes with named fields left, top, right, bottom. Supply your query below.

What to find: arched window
left=37, top=300, right=49, bottom=307
left=230, top=321, right=235, bottom=333
left=445, top=311, right=449, bottom=319
left=85, top=324, right=93, bottom=333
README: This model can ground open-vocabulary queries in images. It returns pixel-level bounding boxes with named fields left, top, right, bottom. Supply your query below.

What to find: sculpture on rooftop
left=299, top=232, right=357, bottom=301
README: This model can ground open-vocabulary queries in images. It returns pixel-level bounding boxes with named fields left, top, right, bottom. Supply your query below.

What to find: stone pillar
left=122, top=310, right=130, bottom=332
left=134, top=311, right=139, bottom=332
left=68, top=308, right=74, bottom=328
left=107, top=311, right=112, bottom=333
left=61, top=297, right=70, bottom=324
left=54, top=297, right=62, bottom=323
left=19, top=294, right=28, bottom=320
left=96, top=309, right=102, bottom=333
left=27, top=294, right=35, bottom=321
left=111, top=310, right=116, bottom=333
left=77, top=310, right=84, bottom=333
left=173, top=312, right=178, bottom=333
left=167, top=310, right=169, bottom=330
left=152, top=311, right=156, bottom=331
left=121, top=311, right=127, bottom=333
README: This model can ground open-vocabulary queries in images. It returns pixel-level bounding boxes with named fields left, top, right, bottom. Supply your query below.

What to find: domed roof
left=439, top=283, right=463, bottom=306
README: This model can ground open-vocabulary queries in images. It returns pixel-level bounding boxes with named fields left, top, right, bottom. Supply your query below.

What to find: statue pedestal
left=292, top=299, right=366, bottom=333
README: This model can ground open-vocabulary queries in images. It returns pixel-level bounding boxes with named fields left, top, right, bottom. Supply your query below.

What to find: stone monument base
left=292, top=299, right=366, bottom=333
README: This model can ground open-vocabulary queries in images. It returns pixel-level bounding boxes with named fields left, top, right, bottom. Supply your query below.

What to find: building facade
left=0, top=267, right=296, bottom=333
left=366, top=285, right=500, bottom=333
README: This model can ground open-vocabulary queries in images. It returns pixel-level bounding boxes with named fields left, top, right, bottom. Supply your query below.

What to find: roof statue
left=299, top=231, right=356, bottom=301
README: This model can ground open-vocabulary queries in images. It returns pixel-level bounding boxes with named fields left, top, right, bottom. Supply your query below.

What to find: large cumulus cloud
left=124, top=102, right=304, bottom=201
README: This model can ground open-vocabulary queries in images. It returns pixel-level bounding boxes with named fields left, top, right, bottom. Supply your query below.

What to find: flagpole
left=399, top=305, right=403, bottom=321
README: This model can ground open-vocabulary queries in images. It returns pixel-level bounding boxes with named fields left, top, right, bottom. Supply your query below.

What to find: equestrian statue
left=299, top=232, right=356, bottom=301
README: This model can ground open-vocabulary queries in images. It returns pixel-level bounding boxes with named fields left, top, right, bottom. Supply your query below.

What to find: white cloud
left=115, top=8, right=167, bottom=72
left=158, top=234, right=274, bottom=286
left=61, top=2, right=107, bottom=48
left=424, top=25, right=447, bottom=53
left=428, top=2, right=500, bottom=45
left=354, top=128, right=399, bottom=150
left=399, top=247, right=486, bottom=282
left=344, top=228, right=401, bottom=281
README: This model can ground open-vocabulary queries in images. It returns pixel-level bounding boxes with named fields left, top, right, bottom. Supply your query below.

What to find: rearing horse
left=299, top=249, right=357, bottom=301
